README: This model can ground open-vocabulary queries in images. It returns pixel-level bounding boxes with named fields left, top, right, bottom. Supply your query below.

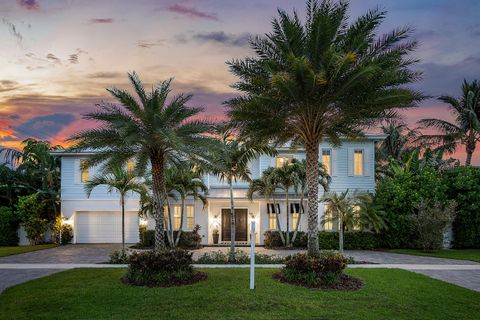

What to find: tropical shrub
left=410, top=200, right=456, bottom=251
left=51, top=215, right=62, bottom=244
left=275, top=252, right=361, bottom=289
left=137, top=228, right=202, bottom=249
left=375, top=166, right=448, bottom=248
left=0, top=206, right=19, bottom=246
left=16, top=194, right=49, bottom=244
left=443, top=166, right=480, bottom=248
left=60, top=224, right=74, bottom=244
left=110, top=250, right=130, bottom=264
left=123, top=250, right=206, bottom=287
left=194, top=250, right=284, bottom=264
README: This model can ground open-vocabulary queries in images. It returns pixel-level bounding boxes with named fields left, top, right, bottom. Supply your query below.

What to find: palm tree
left=247, top=167, right=286, bottom=245
left=418, top=79, right=480, bottom=165
left=84, top=166, right=146, bottom=251
left=166, top=165, right=208, bottom=247
left=322, top=190, right=353, bottom=254
left=67, top=72, right=213, bottom=251
left=200, top=129, right=276, bottom=262
left=354, top=193, right=387, bottom=233
left=227, top=0, right=422, bottom=256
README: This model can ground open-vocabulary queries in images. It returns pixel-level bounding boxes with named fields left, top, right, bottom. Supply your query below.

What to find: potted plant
left=212, top=228, right=219, bottom=244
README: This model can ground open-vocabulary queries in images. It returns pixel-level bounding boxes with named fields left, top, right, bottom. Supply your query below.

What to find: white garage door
left=75, top=211, right=139, bottom=243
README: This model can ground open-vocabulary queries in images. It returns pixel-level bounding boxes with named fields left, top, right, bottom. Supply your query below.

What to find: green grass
left=0, top=244, right=57, bottom=257
left=1, top=268, right=479, bottom=319
left=387, top=249, right=480, bottom=263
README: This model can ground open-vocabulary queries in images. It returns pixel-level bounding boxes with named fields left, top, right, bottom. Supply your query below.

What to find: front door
left=221, top=209, right=248, bottom=242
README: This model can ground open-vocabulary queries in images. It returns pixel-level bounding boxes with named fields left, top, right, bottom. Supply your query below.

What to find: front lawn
left=0, top=244, right=57, bottom=257
left=387, top=249, right=480, bottom=263
left=1, top=268, right=479, bottom=319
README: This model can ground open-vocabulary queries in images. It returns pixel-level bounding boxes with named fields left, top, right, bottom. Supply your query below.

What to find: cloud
left=87, top=72, right=123, bottom=79
left=2, top=18, right=23, bottom=44
left=137, top=39, right=165, bottom=48
left=17, top=0, right=39, bottom=10
left=11, top=113, right=77, bottom=140
left=165, top=4, right=218, bottom=21
left=190, top=31, right=251, bottom=47
left=0, top=80, right=20, bottom=93
left=46, top=53, right=61, bottom=64
left=90, top=18, right=115, bottom=24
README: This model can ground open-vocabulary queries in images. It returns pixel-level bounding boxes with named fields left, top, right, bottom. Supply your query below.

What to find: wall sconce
left=249, top=212, right=258, bottom=220
left=139, top=218, right=148, bottom=227
left=62, top=216, right=74, bottom=226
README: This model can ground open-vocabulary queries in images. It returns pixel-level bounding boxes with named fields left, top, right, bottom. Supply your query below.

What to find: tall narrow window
left=322, top=149, right=331, bottom=175
left=186, top=205, right=195, bottom=230
left=276, top=155, right=293, bottom=168
left=323, top=204, right=333, bottom=231
left=353, top=205, right=361, bottom=231
left=80, top=159, right=89, bottom=183
left=173, top=206, right=182, bottom=230
left=127, top=159, right=135, bottom=175
left=290, top=203, right=301, bottom=230
left=354, top=149, right=364, bottom=176
left=267, top=203, right=278, bottom=230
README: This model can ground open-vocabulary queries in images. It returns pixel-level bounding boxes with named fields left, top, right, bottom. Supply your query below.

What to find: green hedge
left=264, top=231, right=380, bottom=250
left=444, top=166, right=480, bottom=248
left=138, top=227, right=202, bottom=249
left=0, top=206, right=19, bottom=246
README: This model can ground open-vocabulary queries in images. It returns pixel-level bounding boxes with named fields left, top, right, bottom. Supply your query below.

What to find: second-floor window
left=321, top=149, right=331, bottom=175
left=276, top=155, right=293, bottom=168
left=80, top=159, right=89, bottom=183
left=354, top=149, right=364, bottom=176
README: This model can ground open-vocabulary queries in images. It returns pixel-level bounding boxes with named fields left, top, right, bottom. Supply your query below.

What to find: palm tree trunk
left=285, top=190, right=290, bottom=246
left=174, top=196, right=185, bottom=247
left=306, top=139, right=320, bottom=257
left=465, top=141, right=475, bottom=166
left=165, top=197, right=173, bottom=247
left=339, top=218, right=344, bottom=254
left=228, top=177, right=236, bottom=263
left=121, top=194, right=125, bottom=252
left=273, top=198, right=286, bottom=245
left=150, top=154, right=166, bottom=251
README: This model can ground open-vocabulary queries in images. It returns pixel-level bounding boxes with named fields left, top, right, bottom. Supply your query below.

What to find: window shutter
left=331, top=148, right=338, bottom=177
left=347, top=148, right=354, bottom=177
left=363, top=148, right=370, bottom=176
left=74, top=159, right=81, bottom=184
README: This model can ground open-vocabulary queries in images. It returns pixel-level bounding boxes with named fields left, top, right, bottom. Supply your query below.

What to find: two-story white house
left=52, top=134, right=385, bottom=245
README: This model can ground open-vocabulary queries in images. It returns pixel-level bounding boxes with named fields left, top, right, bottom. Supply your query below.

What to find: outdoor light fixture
left=139, top=218, right=148, bottom=227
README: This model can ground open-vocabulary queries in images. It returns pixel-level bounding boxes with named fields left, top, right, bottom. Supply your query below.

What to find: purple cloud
left=17, top=0, right=39, bottom=10
left=166, top=4, right=218, bottom=21
left=90, top=18, right=114, bottom=24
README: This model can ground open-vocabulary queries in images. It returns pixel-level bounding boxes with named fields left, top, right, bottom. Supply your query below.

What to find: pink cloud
left=17, top=0, right=39, bottom=10
left=166, top=4, right=218, bottom=21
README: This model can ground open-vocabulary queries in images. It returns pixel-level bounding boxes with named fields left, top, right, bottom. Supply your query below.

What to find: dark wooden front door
left=221, top=209, right=248, bottom=242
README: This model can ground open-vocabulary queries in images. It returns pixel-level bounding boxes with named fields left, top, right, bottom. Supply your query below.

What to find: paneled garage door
left=75, top=211, right=139, bottom=243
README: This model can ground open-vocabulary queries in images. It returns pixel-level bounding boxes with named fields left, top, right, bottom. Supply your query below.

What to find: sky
left=1, top=0, right=479, bottom=165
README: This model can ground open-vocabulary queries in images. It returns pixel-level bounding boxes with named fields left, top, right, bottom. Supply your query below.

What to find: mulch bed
left=272, top=272, right=363, bottom=291
left=122, top=271, right=208, bottom=288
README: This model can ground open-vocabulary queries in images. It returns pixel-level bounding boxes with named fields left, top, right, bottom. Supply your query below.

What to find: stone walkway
left=1, top=245, right=479, bottom=293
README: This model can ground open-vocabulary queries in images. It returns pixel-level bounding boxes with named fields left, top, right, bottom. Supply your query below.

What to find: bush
left=0, top=207, right=19, bottom=246
left=110, top=250, right=130, bottom=264
left=137, top=225, right=202, bottom=249
left=443, top=166, right=480, bottom=248
left=194, top=250, right=284, bottom=264
left=124, top=249, right=206, bottom=287
left=16, top=194, right=48, bottom=245
left=60, top=224, right=74, bottom=244
left=375, top=167, right=448, bottom=248
left=264, top=231, right=379, bottom=250
left=277, top=251, right=354, bottom=288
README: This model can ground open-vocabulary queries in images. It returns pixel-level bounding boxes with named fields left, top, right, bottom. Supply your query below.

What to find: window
left=267, top=203, right=279, bottom=230
left=127, top=159, right=135, bottom=175
left=173, top=206, right=182, bottom=230
left=290, top=203, right=302, bottom=229
left=80, top=159, right=89, bottom=183
left=276, top=155, right=293, bottom=168
left=323, top=204, right=333, bottom=231
left=322, top=149, right=331, bottom=175
left=186, top=205, right=195, bottom=230
left=354, top=149, right=364, bottom=176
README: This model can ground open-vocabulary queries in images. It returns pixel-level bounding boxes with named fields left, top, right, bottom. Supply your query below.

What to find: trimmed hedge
left=138, top=226, right=202, bottom=249
left=264, top=231, right=380, bottom=250
left=0, top=206, right=19, bottom=246
left=444, top=166, right=480, bottom=248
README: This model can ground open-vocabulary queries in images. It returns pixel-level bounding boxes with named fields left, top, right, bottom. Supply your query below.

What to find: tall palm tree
left=84, top=166, right=147, bottom=251
left=227, top=0, right=422, bottom=256
left=67, top=72, right=213, bottom=251
left=166, top=165, right=208, bottom=247
left=200, top=129, right=276, bottom=262
left=322, top=190, right=353, bottom=254
left=247, top=167, right=286, bottom=245
left=418, top=79, right=480, bottom=165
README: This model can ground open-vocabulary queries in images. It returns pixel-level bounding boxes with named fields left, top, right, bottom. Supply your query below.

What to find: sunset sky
left=1, top=0, right=479, bottom=164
